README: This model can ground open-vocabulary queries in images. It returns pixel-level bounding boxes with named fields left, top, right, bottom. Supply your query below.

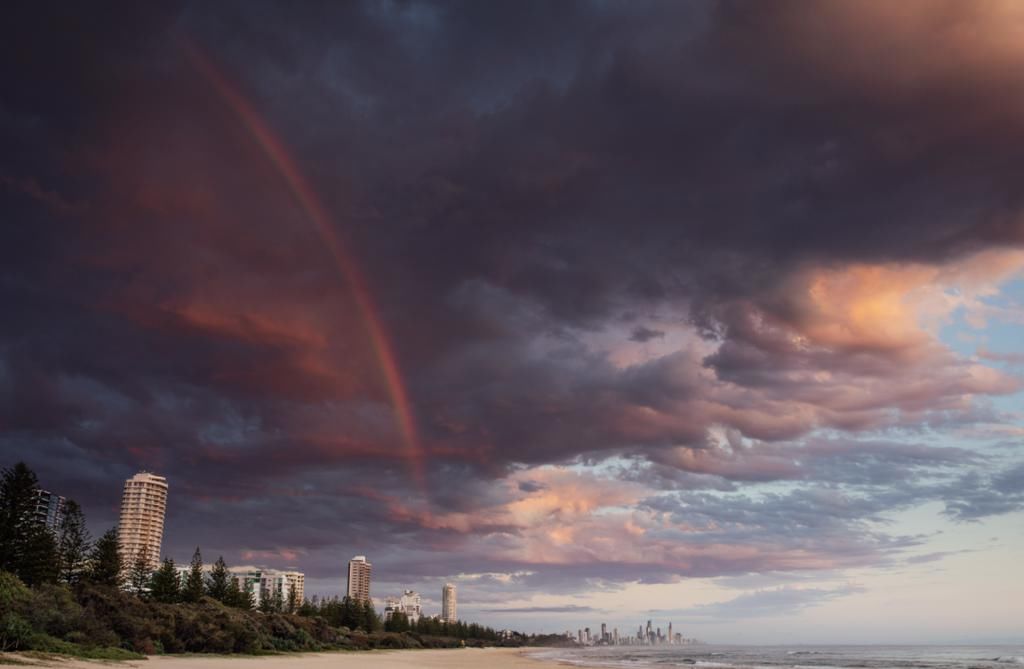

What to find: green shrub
left=0, top=572, right=31, bottom=611
left=0, top=612, right=33, bottom=651
left=26, top=582, right=86, bottom=640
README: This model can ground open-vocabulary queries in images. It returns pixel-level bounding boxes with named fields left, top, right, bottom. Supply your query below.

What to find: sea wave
left=994, top=659, right=1024, bottom=665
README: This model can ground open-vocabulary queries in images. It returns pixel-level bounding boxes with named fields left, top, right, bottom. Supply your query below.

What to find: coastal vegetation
left=0, top=462, right=513, bottom=657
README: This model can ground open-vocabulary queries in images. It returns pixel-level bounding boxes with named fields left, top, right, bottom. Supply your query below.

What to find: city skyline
left=2, top=0, right=1023, bottom=644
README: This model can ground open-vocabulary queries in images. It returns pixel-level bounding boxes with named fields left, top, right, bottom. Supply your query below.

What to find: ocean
left=526, top=645, right=1024, bottom=669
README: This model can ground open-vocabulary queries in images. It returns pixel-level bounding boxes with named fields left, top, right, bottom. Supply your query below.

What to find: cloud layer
left=2, top=0, right=1023, bottom=626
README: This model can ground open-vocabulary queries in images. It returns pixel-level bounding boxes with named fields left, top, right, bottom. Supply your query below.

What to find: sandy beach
left=3, top=649, right=567, bottom=669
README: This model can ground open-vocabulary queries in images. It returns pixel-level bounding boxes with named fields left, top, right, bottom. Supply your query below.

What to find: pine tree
left=57, top=499, right=91, bottom=586
left=286, top=583, right=298, bottom=614
left=270, top=587, right=284, bottom=613
left=150, top=558, right=181, bottom=603
left=127, top=548, right=152, bottom=597
left=387, top=611, right=409, bottom=633
left=240, top=580, right=256, bottom=610
left=297, top=596, right=316, bottom=617
left=341, top=595, right=358, bottom=629
left=181, top=547, right=205, bottom=603
left=87, top=528, right=123, bottom=588
left=225, top=577, right=246, bottom=609
left=0, top=462, right=49, bottom=582
left=363, top=599, right=379, bottom=632
left=206, top=555, right=231, bottom=602
left=19, top=523, right=59, bottom=585
left=258, top=590, right=276, bottom=614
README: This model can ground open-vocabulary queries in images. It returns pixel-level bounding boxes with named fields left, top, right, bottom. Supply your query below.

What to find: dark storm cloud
left=629, top=326, right=666, bottom=343
left=2, top=0, right=1024, bottom=605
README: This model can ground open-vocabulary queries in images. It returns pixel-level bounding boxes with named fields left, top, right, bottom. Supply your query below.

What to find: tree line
left=382, top=611, right=500, bottom=641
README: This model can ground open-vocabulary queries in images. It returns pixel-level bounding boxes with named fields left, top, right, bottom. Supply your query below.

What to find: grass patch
left=21, top=643, right=145, bottom=662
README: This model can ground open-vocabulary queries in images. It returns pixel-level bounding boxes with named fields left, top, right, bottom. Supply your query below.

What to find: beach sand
left=3, top=648, right=567, bottom=669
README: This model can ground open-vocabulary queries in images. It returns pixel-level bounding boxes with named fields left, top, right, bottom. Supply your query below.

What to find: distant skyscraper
left=668, top=622, right=673, bottom=644
left=442, top=582, right=457, bottom=623
left=347, top=555, right=372, bottom=602
left=34, top=489, right=66, bottom=531
left=117, top=471, right=168, bottom=571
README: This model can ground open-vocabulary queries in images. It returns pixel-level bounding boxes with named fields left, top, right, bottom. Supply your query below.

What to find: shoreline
left=0, top=648, right=576, bottom=669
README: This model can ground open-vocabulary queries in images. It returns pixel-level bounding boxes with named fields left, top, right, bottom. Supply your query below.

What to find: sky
left=2, top=0, right=1024, bottom=644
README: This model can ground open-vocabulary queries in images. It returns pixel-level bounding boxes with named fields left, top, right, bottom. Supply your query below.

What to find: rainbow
left=181, top=40, right=428, bottom=495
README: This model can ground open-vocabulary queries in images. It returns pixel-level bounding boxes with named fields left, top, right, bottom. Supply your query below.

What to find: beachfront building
left=230, top=569, right=263, bottom=607
left=347, top=555, right=372, bottom=603
left=261, top=570, right=304, bottom=606
left=117, top=472, right=168, bottom=571
left=399, top=589, right=422, bottom=624
left=34, top=489, right=66, bottom=531
left=283, top=571, right=305, bottom=603
left=384, top=589, right=422, bottom=624
left=222, top=569, right=305, bottom=609
left=442, top=583, right=457, bottom=623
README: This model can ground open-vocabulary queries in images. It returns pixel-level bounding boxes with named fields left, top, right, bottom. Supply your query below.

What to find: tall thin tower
left=117, top=471, right=168, bottom=571
left=442, top=582, right=457, bottom=623
left=347, top=555, right=372, bottom=602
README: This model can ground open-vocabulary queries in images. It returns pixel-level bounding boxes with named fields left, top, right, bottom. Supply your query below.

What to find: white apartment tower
left=442, top=582, right=457, bottom=623
left=399, top=589, right=422, bottom=624
left=347, top=555, right=372, bottom=602
left=117, top=472, right=168, bottom=571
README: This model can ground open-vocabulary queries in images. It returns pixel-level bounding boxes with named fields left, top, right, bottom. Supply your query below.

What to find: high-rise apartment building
left=347, top=555, right=372, bottom=602
left=282, top=570, right=305, bottom=604
left=34, top=489, right=66, bottom=531
left=442, top=582, right=457, bottom=623
left=117, top=472, right=168, bottom=571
